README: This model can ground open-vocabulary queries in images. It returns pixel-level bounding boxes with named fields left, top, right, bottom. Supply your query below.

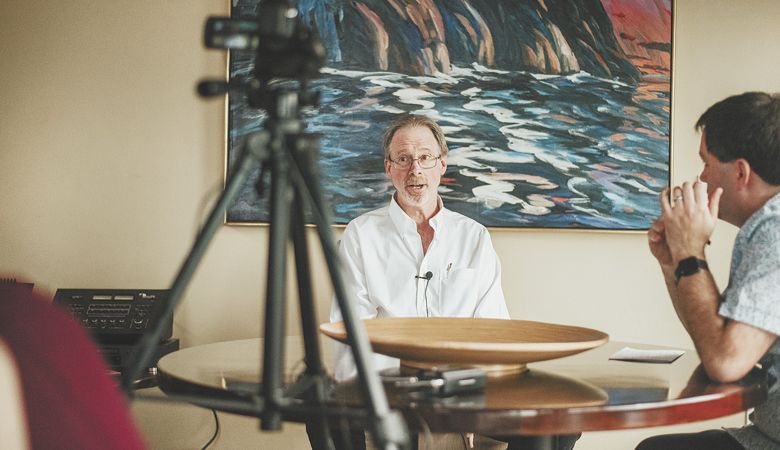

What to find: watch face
left=676, top=257, right=708, bottom=279
left=678, top=257, right=700, bottom=276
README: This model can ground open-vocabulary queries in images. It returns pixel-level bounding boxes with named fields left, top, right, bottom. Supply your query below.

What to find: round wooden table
left=157, top=338, right=767, bottom=445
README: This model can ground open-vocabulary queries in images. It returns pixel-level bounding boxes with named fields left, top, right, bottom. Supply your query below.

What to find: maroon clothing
left=0, top=286, right=146, bottom=450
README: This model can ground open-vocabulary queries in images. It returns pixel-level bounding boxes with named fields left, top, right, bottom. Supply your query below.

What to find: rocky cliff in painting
left=293, top=0, right=670, bottom=83
left=601, top=0, right=672, bottom=75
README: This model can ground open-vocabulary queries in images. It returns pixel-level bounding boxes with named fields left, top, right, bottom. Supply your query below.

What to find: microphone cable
left=200, top=409, right=220, bottom=450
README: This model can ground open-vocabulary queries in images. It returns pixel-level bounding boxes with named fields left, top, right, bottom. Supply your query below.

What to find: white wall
left=2, top=0, right=779, bottom=448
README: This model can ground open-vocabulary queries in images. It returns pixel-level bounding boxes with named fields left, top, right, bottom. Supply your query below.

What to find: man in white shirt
left=322, top=116, right=579, bottom=450
left=330, top=114, right=510, bottom=381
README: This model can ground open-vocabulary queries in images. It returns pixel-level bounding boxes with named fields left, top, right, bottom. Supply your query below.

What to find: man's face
left=698, top=134, right=734, bottom=220
left=384, top=125, right=447, bottom=210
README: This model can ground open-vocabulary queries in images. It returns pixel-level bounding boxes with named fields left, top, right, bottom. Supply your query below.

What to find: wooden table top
left=320, top=318, right=609, bottom=370
left=157, top=338, right=768, bottom=435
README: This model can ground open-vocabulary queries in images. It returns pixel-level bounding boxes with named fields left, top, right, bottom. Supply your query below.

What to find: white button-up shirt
left=330, top=196, right=510, bottom=380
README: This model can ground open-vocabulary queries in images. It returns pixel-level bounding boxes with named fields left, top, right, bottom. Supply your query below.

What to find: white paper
left=609, top=346, right=685, bottom=364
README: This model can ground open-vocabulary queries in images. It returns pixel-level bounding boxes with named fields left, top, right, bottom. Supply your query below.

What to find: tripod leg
left=290, top=194, right=327, bottom=377
left=288, top=145, right=409, bottom=449
left=261, top=141, right=292, bottom=431
left=121, top=139, right=265, bottom=392
left=291, top=192, right=335, bottom=450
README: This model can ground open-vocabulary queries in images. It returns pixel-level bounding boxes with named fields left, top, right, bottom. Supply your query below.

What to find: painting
left=225, top=0, right=673, bottom=230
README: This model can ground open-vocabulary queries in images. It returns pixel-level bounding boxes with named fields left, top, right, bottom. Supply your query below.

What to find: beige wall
left=2, top=0, right=779, bottom=449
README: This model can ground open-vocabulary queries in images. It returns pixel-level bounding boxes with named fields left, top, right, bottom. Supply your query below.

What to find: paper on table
left=609, top=346, right=685, bottom=364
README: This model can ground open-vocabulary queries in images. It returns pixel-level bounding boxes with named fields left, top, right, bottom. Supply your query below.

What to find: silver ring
left=673, top=196, right=683, bottom=202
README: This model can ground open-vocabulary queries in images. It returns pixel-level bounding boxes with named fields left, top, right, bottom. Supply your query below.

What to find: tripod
left=122, top=83, right=409, bottom=449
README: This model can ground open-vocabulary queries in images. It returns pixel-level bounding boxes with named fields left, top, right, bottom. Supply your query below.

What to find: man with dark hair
left=640, top=91, right=780, bottom=450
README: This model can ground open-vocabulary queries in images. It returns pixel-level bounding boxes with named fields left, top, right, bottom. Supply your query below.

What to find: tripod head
left=197, top=0, right=325, bottom=113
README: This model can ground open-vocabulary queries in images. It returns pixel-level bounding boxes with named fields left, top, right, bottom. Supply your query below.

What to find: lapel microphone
left=414, top=271, right=434, bottom=317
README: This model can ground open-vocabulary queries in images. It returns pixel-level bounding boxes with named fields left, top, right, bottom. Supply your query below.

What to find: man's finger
left=694, top=180, right=709, bottom=205
left=709, top=187, right=723, bottom=219
left=682, top=181, right=695, bottom=208
left=660, top=187, right=672, bottom=215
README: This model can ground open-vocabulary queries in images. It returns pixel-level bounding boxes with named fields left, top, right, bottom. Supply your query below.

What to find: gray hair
left=382, top=115, right=449, bottom=160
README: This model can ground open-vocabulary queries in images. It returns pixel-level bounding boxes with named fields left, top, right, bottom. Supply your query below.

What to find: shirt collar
left=429, top=197, right=446, bottom=233
left=741, top=191, right=780, bottom=233
left=388, top=194, right=447, bottom=234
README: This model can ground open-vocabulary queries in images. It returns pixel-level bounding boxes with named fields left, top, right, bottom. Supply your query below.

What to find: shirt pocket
left=438, top=268, right=478, bottom=317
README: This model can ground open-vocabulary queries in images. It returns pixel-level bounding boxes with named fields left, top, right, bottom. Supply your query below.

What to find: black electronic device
left=417, top=367, right=487, bottom=397
left=101, top=338, right=180, bottom=372
left=380, top=366, right=487, bottom=397
left=53, top=289, right=172, bottom=345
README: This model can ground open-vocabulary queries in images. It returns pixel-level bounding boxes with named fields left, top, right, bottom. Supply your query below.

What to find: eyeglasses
left=387, top=154, right=442, bottom=169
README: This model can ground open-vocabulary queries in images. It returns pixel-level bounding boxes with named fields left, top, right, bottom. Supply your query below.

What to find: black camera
left=202, top=0, right=324, bottom=82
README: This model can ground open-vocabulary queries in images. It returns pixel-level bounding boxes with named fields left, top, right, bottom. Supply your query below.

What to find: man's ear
left=734, top=158, right=753, bottom=189
left=440, top=157, right=447, bottom=175
left=384, top=159, right=392, bottom=178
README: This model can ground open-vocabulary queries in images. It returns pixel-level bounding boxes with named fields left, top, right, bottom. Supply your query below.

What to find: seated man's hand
left=648, top=217, right=672, bottom=267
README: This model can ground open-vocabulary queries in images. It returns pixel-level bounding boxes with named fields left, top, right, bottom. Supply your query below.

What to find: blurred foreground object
left=0, top=283, right=146, bottom=450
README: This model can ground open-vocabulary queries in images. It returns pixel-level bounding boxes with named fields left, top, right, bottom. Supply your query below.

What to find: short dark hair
left=696, top=91, right=780, bottom=185
left=382, top=115, right=449, bottom=160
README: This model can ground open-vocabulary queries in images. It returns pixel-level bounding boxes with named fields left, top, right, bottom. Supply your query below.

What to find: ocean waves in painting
left=228, top=63, right=669, bottom=229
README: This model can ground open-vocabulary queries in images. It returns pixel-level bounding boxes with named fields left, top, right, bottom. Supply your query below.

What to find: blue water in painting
left=227, top=62, right=669, bottom=229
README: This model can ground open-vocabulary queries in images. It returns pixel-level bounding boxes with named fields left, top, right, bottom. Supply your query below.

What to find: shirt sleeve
left=720, top=217, right=780, bottom=336
left=330, top=221, right=379, bottom=323
left=330, top=221, right=380, bottom=380
left=472, top=228, right=510, bottom=319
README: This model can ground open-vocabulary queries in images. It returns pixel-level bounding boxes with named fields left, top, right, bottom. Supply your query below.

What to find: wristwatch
left=674, top=257, right=709, bottom=285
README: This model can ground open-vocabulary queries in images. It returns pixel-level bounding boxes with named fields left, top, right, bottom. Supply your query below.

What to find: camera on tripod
left=197, top=0, right=325, bottom=111
left=122, top=2, right=411, bottom=448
